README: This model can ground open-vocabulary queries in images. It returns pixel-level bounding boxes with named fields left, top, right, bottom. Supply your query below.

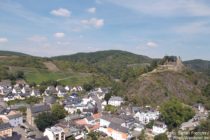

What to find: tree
left=104, top=105, right=117, bottom=114
left=154, top=133, right=168, bottom=140
left=87, top=132, right=99, bottom=140
left=104, top=93, right=112, bottom=104
left=25, top=96, right=41, bottom=105
left=160, top=99, right=195, bottom=130
left=146, top=120, right=154, bottom=129
left=194, top=113, right=210, bottom=132
left=51, top=103, right=67, bottom=120
left=15, top=71, right=25, bottom=79
left=76, top=109, right=81, bottom=114
left=138, top=129, right=146, bottom=140
left=67, top=136, right=76, bottom=140
left=35, top=112, right=57, bottom=131
left=83, top=83, right=94, bottom=91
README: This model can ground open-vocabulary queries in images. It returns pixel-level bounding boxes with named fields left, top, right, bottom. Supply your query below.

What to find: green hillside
left=184, top=59, right=210, bottom=76
left=0, top=50, right=29, bottom=56
left=0, top=50, right=153, bottom=85
left=0, top=50, right=210, bottom=107
left=53, top=50, right=153, bottom=79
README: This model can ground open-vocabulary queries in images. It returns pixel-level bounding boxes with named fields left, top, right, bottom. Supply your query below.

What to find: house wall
left=100, top=119, right=110, bottom=127
left=152, top=126, right=167, bottom=135
left=0, top=128, right=12, bottom=137
left=44, top=129, right=65, bottom=140
left=108, top=101, right=122, bottom=107
left=9, top=117, right=23, bottom=127
left=26, top=108, right=33, bottom=126
left=107, top=128, right=128, bottom=140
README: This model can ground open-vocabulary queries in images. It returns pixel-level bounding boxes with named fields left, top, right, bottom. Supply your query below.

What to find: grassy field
left=9, top=66, right=92, bottom=85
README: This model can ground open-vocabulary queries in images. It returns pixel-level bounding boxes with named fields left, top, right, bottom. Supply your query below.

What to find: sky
left=0, top=0, right=210, bottom=60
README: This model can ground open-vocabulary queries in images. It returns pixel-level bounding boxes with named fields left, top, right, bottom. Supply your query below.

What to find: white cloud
left=81, top=18, right=104, bottom=28
left=107, top=0, right=210, bottom=17
left=54, top=32, right=65, bottom=38
left=28, top=35, right=47, bottom=42
left=87, top=7, right=96, bottom=13
left=146, top=41, right=158, bottom=48
left=50, top=8, right=71, bottom=17
left=0, top=37, right=8, bottom=43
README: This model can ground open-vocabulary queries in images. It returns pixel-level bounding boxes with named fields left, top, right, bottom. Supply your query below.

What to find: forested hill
left=0, top=51, right=29, bottom=56
left=0, top=50, right=209, bottom=84
left=184, top=59, right=210, bottom=76
left=52, top=50, right=152, bottom=64
left=52, top=50, right=153, bottom=79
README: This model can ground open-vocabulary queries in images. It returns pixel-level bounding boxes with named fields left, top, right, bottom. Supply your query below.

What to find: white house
left=152, top=121, right=167, bottom=135
left=12, top=87, right=22, bottom=94
left=0, top=112, right=23, bottom=127
left=101, top=100, right=107, bottom=110
left=71, top=86, right=83, bottom=92
left=134, top=109, right=159, bottom=125
left=31, top=89, right=41, bottom=97
left=7, top=113, right=23, bottom=127
left=64, top=105, right=78, bottom=114
left=44, top=126, right=65, bottom=140
left=21, top=86, right=31, bottom=94
left=108, top=96, right=124, bottom=107
left=3, top=93, right=15, bottom=102
left=65, top=85, right=71, bottom=91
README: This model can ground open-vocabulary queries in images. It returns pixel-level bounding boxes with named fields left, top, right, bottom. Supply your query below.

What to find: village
left=0, top=79, right=209, bottom=140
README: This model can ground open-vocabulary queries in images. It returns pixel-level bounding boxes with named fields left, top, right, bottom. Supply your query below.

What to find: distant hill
left=184, top=59, right=210, bottom=76
left=52, top=50, right=153, bottom=78
left=53, top=50, right=151, bottom=63
left=0, top=50, right=209, bottom=91
left=0, top=50, right=29, bottom=56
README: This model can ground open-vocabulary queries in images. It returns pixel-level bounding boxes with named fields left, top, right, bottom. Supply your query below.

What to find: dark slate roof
left=65, top=96, right=81, bottom=105
left=109, top=122, right=128, bottom=133
left=56, top=86, right=66, bottom=92
left=34, top=136, right=49, bottom=140
left=0, top=80, right=11, bottom=87
left=0, top=123, right=12, bottom=131
left=101, top=114, right=125, bottom=124
left=119, top=114, right=135, bottom=123
left=7, top=113, right=22, bottom=120
left=5, top=93, right=15, bottom=98
left=0, top=107, right=10, bottom=115
left=71, top=93, right=78, bottom=97
left=86, top=116, right=94, bottom=122
left=30, top=104, right=50, bottom=114
left=111, top=117, right=125, bottom=124
left=44, top=96, right=56, bottom=104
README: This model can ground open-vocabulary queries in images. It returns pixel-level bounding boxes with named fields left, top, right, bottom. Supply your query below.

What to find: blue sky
left=0, top=0, right=210, bottom=60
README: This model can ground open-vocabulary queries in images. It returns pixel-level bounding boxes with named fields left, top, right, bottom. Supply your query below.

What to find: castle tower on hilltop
left=175, top=56, right=184, bottom=71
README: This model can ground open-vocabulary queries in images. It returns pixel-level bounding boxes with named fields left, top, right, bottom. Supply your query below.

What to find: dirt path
left=56, top=76, right=73, bottom=81
left=43, top=61, right=60, bottom=72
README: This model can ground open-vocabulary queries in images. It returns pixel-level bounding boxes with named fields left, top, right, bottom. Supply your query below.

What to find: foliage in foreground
left=35, top=103, right=66, bottom=131
left=154, top=133, right=168, bottom=140
left=160, top=99, right=195, bottom=130
left=104, top=105, right=118, bottom=114
left=35, top=112, right=57, bottom=131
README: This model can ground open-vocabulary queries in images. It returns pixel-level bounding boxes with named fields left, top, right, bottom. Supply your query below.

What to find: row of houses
left=41, top=111, right=167, bottom=140
left=0, top=79, right=84, bottom=101
left=44, top=85, right=83, bottom=97
left=0, top=106, right=24, bottom=138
